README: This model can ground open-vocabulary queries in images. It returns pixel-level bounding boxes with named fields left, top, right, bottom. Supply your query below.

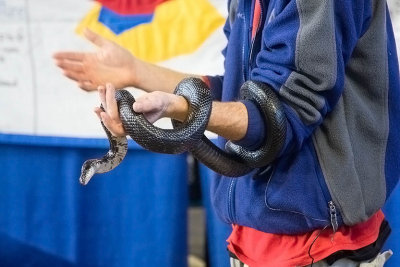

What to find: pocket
left=264, top=145, right=332, bottom=228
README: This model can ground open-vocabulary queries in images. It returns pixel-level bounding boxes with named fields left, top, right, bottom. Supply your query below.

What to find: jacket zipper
left=233, top=0, right=258, bottom=222
left=317, top=172, right=339, bottom=232
left=233, top=0, right=263, bottom=222
left=317, top=167, right=339, bottom=232
left=227, top=179, right=237, bottom=222
left=329, top=201, right=338, bottom=232
left=242, top=0, right=250, bottom=81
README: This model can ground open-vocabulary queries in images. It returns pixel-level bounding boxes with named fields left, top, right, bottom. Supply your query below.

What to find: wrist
left=123, top=56, right=140, bottom=88
left=167, top=95, right=189, bottom=122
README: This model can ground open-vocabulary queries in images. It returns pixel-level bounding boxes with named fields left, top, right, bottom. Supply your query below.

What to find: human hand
left=94, top=83, right=189, bottom=137
left=94, top=83, right=126, bottom=137
left=132, top=91, right=189, bottom=123
left=54, top=29, right=137, bottom=91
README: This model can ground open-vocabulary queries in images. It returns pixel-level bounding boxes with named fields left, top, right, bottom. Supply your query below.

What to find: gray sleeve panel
left=312, top=0, right=388, bottom=225
left=279, top=0, right=337, bottom=125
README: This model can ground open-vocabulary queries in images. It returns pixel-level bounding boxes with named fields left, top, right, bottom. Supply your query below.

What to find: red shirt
left=227, top=210, right=384, bottom=267
left=252, top=0, right=262, bottom=39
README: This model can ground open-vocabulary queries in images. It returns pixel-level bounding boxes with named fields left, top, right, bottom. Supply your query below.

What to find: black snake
left=80, top=77, right=286, bottom=185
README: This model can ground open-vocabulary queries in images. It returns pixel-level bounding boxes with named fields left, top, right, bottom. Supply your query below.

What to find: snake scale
left=80, top=77, right=286, bottom=185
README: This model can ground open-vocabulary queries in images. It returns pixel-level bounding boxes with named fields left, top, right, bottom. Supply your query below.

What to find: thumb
left=84, top=28, right=106, bottom=47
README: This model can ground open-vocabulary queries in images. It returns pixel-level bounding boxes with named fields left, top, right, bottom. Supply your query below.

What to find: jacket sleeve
left=203, top=1, right=233, bottom=101
left=250, top=0, right=370, bottom=156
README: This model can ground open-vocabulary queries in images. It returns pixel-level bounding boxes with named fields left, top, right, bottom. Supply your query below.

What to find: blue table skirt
left=2, top=133, right=399, bottom=267
left=0, top=134, right=188, bottom=267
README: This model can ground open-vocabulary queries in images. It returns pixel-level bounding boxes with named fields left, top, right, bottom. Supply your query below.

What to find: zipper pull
left=329, top=201, right=338, bottom=233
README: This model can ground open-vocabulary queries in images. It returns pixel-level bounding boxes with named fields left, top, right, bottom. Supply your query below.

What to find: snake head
left=79, top=159, right=98, bottom=186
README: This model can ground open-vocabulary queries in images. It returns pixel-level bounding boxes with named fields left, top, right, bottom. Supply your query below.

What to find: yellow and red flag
left=76, top=0, right=226, bottom=63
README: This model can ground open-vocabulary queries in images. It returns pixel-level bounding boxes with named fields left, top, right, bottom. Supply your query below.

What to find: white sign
left=388, top=0, right=400, bottom=56
left=0, top=0, right=225, bottom=138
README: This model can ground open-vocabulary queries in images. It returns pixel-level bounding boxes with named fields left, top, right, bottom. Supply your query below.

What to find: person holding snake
left=54, top=0, right=400, bottom=266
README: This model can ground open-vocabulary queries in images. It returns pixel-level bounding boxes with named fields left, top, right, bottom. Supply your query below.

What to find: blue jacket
left=206, top=0, right=400, bottom=234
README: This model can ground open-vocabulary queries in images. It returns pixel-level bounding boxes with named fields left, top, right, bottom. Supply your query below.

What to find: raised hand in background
left=53, top=29, right=137, bottom=91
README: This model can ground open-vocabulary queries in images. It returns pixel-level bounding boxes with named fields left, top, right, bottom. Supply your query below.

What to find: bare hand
left=94, top=83, right=126, bottom=136
left=54, top=29, right=136, bottom=91
left=94, top=83, right=189, bottom=137
left=133, top=91, right=188, bottom=123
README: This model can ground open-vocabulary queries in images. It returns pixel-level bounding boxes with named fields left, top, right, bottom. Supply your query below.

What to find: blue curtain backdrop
left=199, top=164, right=231, bottom=267
left=0, top=134, right=188, bottom=267
left=1, top=133, right=400, bottom=267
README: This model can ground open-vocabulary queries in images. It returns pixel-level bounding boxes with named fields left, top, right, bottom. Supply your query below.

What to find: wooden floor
left=188, top=207, right=206, bottom=267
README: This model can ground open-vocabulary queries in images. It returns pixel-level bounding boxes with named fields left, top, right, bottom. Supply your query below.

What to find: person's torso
left=211, top=0, right=400, bottom=234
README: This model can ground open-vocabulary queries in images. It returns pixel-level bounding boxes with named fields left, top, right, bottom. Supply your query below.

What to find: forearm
left=133, top=59, right=201, bottom=94
left=207, top=101, right=248, bottom=141
left=168, top=97, right=248, bottom=141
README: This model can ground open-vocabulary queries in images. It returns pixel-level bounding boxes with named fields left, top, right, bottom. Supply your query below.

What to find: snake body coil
left=79, top=77, right=286, bottom=184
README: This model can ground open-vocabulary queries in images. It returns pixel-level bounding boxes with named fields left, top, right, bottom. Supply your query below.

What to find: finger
left=135, top=94, right=165, bottom=114
left=132, top=94, right=154, bottom=113
left=78, top=81, right=97, bottom=91
left=132, top=95, right=146, bottom=112
left=62, top=70, right=86, bottom=82
left=132, top=102, right=143, bottom=113
left=105, top=83, right=118, bottom=119
left=98, top=85, right=107, bottom=110
left=84, top=28, right=106, bottom=47
left=100, top=112, right=125, bottom=137
left=94, top=107, right=102, bottom=119
left=133, top=98, right=154, bottom=113
left=53, top=52, right=84, bottom=62
left=55, top=60, right=84, bottom=72
left=99, top=112, right=113, bottom=131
